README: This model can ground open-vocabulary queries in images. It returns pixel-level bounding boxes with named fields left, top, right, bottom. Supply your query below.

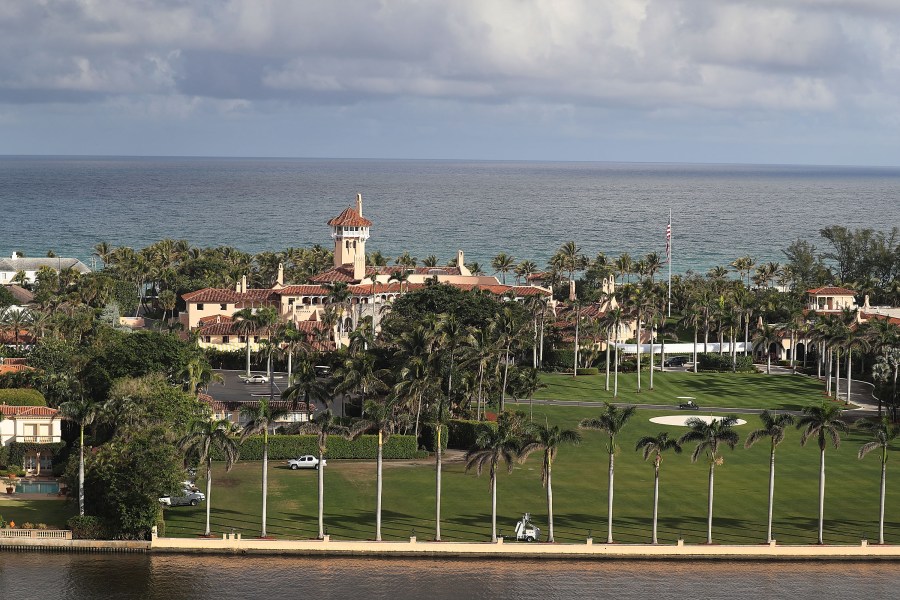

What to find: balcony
left=16, top=436, right=61, bottom=444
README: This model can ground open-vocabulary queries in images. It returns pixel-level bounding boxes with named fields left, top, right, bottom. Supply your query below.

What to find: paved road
left=209, top=369, right=352, bottom=416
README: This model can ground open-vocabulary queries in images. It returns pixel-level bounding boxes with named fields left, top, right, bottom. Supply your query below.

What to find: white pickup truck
left=287, top=455, right=326, bottom=470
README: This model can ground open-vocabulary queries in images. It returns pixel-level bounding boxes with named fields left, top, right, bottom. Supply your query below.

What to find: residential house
left=0, top=404, right=62, bottom=474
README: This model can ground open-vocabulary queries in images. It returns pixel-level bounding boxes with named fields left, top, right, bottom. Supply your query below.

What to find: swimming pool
left=14, top=481, right=60, bottom=494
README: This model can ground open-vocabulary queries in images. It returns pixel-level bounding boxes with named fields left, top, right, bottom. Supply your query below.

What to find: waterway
left=0, top=553, right=894, bottom=599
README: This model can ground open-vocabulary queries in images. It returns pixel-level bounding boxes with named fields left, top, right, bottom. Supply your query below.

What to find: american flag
left=665, top=218, right=671, bottom=263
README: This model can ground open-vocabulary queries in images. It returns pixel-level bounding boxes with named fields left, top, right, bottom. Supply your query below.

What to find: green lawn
left=0, top=499, right=75, bottom=529
left=163, top=405, right=898, bottom=546
left=534, top=371, right=831, bottom=410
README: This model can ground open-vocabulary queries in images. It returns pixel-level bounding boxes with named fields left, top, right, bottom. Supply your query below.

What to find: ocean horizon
left=4, top=155, right=898, bottom=275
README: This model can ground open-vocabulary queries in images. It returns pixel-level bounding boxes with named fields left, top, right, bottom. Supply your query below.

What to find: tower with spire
left=327, top=193, right=372, bottom=281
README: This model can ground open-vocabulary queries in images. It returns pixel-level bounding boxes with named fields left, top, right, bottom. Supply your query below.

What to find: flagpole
left=667, top=208, right=672, bottom=318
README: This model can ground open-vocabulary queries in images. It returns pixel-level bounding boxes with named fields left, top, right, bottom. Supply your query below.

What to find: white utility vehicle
left=287, top=455, right=326, bottom=470
left=514, top=513, right=540, bottom=542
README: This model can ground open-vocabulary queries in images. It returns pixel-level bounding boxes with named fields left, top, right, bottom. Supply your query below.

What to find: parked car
left=664, top=356, right=689, bottom=367
left=159, top=490, right=206, bottom=507
left=244, top=374, right=270, bottom=384
left=678, top=400, right=699, bottom=410
left=287, top=455, right=326, bottom=470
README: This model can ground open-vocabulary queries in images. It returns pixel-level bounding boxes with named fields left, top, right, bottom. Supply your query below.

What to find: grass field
left=0, top=499, right=75, bottom=528
left=534, top=371, right=833, bottom=410
left=163, top=404, right=897, bottom=546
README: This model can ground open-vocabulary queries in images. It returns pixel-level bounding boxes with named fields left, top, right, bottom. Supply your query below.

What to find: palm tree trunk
left=607, top=451, right=615, bottom=543
left=704, top=323, right=709, bottom=354
left=287, top=350, right=293, bottom=385
left=435, top=428, right=442, bottom=541
left=539, top=310, right=545, bottom=367
left=78, top=424, right=85, bottom=517
left=817, top=448, right=825, bottom=544
left=477, top=364, right=484, bottom=421
left=261, top=438, right=268, bottom=538
left=245, top=340, right=251, bottom=377
left=490, top=467, right=498, bottom=543
left=661, top=335, right=666, bottom=375
left=414, top=394, right=423, bottom=441
left=649, top=332, right=655, bottom=389
left=205, top=458, right=212, bottom=537
left=318, top=449, right=325, bottom=539
left=533, top=316, right=538, bottom=368
left=835, top=348, right=841, bottom=399
left=744, top=317, right=750, bottom=356
left=636, top=316, right=642, bottom=392
left=546, top=458, right=554, bottom=542
left=693, top=326, right=699, bottom=373
left=500, top=346, right=510, bottom=412
left=767, top=444, right=775, bottom=543
left=846, top=350, right=852, bottom=405
left=767, top=352, right=771, bottom=375
left=707, top=462, right=715, bottom=544
left=605, top=327, right=611, bottom=391
left=376, top=432, right=383, bottom=541
left=613, top=343, right=619, bottom=398
left=652, top=460, right=660, bottom=544
left=573, top=307, right=580, bottom=377
left=826, top=348, right=832, bottom=395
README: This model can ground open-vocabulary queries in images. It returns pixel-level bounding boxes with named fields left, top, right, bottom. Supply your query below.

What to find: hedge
left=211, top=434, right=419, bottom=461
left=421, top=425, right=450, bottom=452
left=447, top=419, right=497, bottom=450
left=0, top=388, right=46, bottom=406
left=576, top=367, right=599, bottom=376
left=697, top=353, right=756, bottom=373
left=543, top=349, right=575, bottom=370
left=68, top=515, right=106, bottom=540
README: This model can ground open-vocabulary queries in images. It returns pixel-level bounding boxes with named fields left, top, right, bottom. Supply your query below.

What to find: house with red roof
left=806, top=286, right=858, bottom=313
left=0, top=404, right=62, bottom=474
left=181, top=194, right=552, bottom=349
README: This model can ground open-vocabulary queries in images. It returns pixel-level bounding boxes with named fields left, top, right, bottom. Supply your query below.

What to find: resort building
left=180, top=194, right=553, bottom=349
left=0, top=252, right=91, bottom=285
left=806, top=286, right=858, bottom=313
left=0, top=404, right=62, bottom=474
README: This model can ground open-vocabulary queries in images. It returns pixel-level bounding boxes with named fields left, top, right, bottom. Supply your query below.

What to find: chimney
left=356, top=193, right=363, bottom=217
left=277, top=262, right=284, bottom=286
left=457, top=249, right=464, bottom=266
left=569, top=280, right=576, bottom=302
left=864, top=294, right=870, bottom=310
left=235, top=280, right=241, bottom=293
left=241, top=275, right=247, bottom=294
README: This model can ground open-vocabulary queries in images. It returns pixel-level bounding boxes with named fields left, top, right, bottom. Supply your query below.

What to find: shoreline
left=4, top=535, right=900, bottom=561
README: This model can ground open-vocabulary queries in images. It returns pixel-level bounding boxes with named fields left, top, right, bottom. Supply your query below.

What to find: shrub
left=216, top=434, right=420, bottom=461
left=21, top=521, right=34, bottom=530
left=543, top=349, right=575, bottom=370
left=447, top=419, right=497, bottom=450
left=68, top=515, right=106, bottom=540
left=7, top=442, right=65, bottom=469
left=576, top=367, right=599, bottom=376
left=0, top=388, right=46, bottom=406
left=420, top=424, right=449, bottom=452
left=697, top=353, right=756, bottom=373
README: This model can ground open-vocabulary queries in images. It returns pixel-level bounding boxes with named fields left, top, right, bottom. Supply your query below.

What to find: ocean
left=2, top=156, right=898, bottom=274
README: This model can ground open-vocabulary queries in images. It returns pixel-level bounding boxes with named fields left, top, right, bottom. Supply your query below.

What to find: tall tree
left=796, top=402, right=849, bottom=544
left=857, top=416, right=900, bottom=545
left=59, top=393, right=98, bottom=517
left=580, top=403, right=636, bottom=543
left=518, top=421, right=581, bottom=542
left=178, top=419, right=240, bottom=537
left=356, top=397, right=405, bottom=541
left=679, top=416, right=740, bottom=544
left=745, top=411, right=795, bottom=543
left=465, top=418, right=522, bottom=542
left=634, top=431, right=682, bottom=544
left=240, top=399, right=288, bottom=538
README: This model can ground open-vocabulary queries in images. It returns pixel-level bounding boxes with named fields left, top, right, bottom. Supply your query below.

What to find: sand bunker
left=649, top=415, right=748, bottom=427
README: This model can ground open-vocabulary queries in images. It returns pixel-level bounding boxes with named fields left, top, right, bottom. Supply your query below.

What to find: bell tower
left=327, top=193, right=373, bottom=281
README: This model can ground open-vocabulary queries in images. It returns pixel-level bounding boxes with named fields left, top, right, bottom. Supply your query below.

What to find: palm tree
left=240, top=399, right=288, bottom=538
left=857, top=416, right=900, bottom=545
left=491, top=252, right=516, bottom=285
left=679, top=416, right=740, bottom=544
left=519, top=421, right=581, bottom=542
left=634, top=432, right=682, bottom=544
left=58, top=394, right=98, bottom=517
left=178, top=419, right=240, bottom=537
left=356, top=397, right=404, bottom=541
left=753, top=323, right=780, bottom=374
left=580, top=403, right=636, bottom=543
left=490, top=306, right=522, bottom=413
left=745, top=411, right=795, bottom=543
left=295, top=410, right=354, bottom=539
left=465, top=419, right=521, bottom=542
left=796, top=402, right=849, bottom=544
left=232, top=308, right=258, bottom=377
left=282, top=356, right=329, bottom=422
left=601, top=307, right=627, bottom=397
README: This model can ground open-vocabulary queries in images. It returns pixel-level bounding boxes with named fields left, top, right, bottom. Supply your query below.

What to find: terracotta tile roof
left=0, top=330, right=34, bottom=344
left=200, top=395, right=318, bottom=414
left=309, top=265, right=463, bottom=284
left=182, top=288, right=278, bottom=304
left=327, top=206, right=373, bottom=227
left=277, top=285, right=330, bottom=296
left=348, top=282, right=422, bottom=295
left=807, top=286, right=856, bottom=296
left=862, top=312, right=900, bottom=326
left=0, top=405, right=59, bottom=418
left=0, top=364, right=34, bottom=375
left=198, top=315, right=233, bottom=325
left=3, top=285, right=34, bottom=304
left=309, top=266, right=360, bottom=283
left=447, top=283, right=551, bottom=297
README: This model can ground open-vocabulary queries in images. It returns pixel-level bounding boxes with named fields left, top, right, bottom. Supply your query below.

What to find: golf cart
left=514, top=513, right=540, bottom=542
left=678, top=400, right=699, bottom=410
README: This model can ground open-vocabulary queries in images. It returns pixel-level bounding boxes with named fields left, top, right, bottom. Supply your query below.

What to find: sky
left=3, top=0, right=900, bottom=165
